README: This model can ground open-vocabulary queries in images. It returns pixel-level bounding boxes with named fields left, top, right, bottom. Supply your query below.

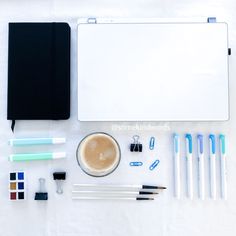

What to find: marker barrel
left=9, top=152, right=66, bottom=162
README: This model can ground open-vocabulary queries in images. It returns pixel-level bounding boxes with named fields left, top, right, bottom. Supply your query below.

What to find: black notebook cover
left=7, top=22, right=70, bottom=126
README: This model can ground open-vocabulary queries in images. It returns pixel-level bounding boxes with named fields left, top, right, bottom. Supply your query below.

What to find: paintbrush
left=72, top=196, right=154, bottom=201
left=72, top=190, right=159, bottom=195
left=73, top=184, right=166, bottom=190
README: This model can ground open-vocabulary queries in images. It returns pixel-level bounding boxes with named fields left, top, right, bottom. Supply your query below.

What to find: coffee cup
left=76, top=132, right=121, bottom=177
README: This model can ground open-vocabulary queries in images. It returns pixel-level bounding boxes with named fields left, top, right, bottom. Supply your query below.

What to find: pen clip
left=197, top=135, right=203, bottom=154
left=173, top=134, right=179, bottom=153
left=209, top=134, right=216, bottom=154
left=219, top=134, right=225, bottom=154
left=185, top=134, right=192, bottom=154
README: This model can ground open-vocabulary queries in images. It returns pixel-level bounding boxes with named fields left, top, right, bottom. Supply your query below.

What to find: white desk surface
left=0, top=1, right=236, bottom=236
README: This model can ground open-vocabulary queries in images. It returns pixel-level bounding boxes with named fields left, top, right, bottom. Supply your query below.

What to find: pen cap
left=53, top=152, right=66, bottom=159
left=197, top=134, right=203, bottom=154
left=185, top=134, right=192, bottom=153
left=53, top=138, right=66, bottom=144
left=173, top=134, right=179, bottom=153
left=219, top=134, right=225, bottom=154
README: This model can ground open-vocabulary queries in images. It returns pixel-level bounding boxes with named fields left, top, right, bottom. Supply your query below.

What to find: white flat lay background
left=0, top=1, right=236, bottom=236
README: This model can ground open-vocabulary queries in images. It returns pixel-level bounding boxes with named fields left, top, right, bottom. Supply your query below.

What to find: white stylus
left=219, top=134, right=227, bottom=200
left=185, top=134, right=193, bottom=199
left=209, top=134, right=216, bottom=200
left=197, top=135, right=205, bottom=200
left=173, top=134, right=180, bottom=199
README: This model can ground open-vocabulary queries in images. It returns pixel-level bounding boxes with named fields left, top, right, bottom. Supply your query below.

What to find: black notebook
left=8, top=22, right=70, bottom=130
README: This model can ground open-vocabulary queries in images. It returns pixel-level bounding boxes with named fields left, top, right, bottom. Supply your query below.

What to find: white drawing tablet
left=77, top=20, right=229, bottom=121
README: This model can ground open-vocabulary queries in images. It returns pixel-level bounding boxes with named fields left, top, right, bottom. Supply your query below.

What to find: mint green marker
left=9, top=152, right=66, bottom=162
left=9, top=138, right=66, bottom=146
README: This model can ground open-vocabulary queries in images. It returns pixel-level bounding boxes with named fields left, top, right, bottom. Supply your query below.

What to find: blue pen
left=197, top=135, right=205, bottom=200
left=219, top=134, right=227, bottom=200
left=173, top=134, right=180, bottom=199
left=186, top=134, right=193, bottom=199
left=209, top=134, right=216, bottom=200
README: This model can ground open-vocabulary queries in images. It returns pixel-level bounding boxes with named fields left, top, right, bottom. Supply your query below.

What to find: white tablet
left=77, top=19, right=229, bottom=121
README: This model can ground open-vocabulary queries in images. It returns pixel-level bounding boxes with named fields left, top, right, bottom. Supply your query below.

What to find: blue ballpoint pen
left=209, top=134, right=216, bottom=200
left=219, top=134, right=227, bottom=200
left=197, top=135, right=205, bottom=200
left=173, top=134, right=180, bottom=199
left=186, top=134, right=193, bottom=199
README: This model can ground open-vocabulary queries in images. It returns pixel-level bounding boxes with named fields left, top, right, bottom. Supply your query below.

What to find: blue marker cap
left=219, top=134, right=225, bottom=154
left=173, top=134, right=179, bottom=153
left=185, top=134, right=192, bottom=153
left=197, top=134, right=203, bottom=154
left=209, top=134, right=216, bottom=154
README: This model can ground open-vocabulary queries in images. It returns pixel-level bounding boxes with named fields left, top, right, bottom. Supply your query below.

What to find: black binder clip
left=130, top=135, right=142, bottom=152
left=34, top=178, right=48, bottom=201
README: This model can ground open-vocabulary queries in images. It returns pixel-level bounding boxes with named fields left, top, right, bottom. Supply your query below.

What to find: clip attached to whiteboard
left=207, top=17, right=217, bottom=23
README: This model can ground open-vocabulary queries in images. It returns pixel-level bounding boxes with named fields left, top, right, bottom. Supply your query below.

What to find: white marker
left=219, top=134, right=227, bottom=200
left=209, top=134, right=216, bottom=200
left=197, top=135, right=205, bottom=200
left=185, top=134, right=193, bottom=199
left=173, top=134, right=180, bottom=199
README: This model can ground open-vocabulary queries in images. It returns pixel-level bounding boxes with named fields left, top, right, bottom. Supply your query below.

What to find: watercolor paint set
left=9, top=171, right=26, bottom=201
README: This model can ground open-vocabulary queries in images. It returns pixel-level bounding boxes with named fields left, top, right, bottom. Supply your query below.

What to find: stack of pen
left=173, top=133, right=227, bottom=200
left=72, top=184, right=167, bottom=201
